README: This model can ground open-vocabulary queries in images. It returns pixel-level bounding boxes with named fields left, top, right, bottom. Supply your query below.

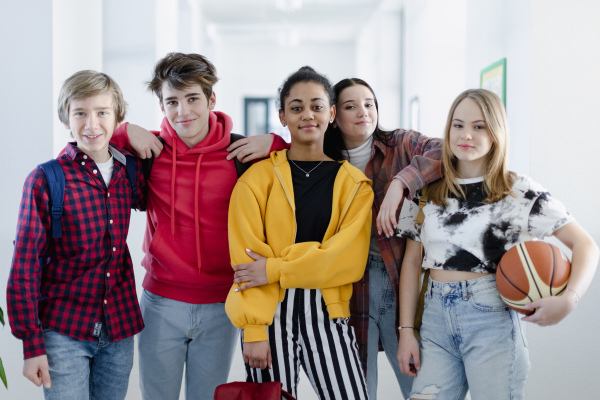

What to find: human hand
left=233, top=250, right=269, bottom=291
left=226, top=134, right=274, bottom=162
left=243, top=340, right=271, bottom=370
left=23, top=355, right=51, bottom=388
left=397, top=329, right=420, bottom=377
left=521, top=294, right=577, bottom=326
left=127, top=124, right=163, bottom=159
left=377, top=179, right=405, bottom=237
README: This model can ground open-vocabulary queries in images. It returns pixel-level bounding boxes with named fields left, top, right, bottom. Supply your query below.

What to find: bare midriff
left=430, top=269, right=493, bottom=283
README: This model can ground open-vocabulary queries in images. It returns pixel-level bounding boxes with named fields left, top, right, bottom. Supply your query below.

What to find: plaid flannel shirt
left=7, top=143, right=146, bottom=359
left=348, top=130, right=442, bottom=374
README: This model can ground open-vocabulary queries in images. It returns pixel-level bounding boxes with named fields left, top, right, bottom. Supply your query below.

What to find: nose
left=85, top=114, right=99, bottom=130
left=461, top=128, right=473, bottom=140
left=301, top=109, right=314, bottom=120
left=358, top=105, right=368, bottom=117
left=178, top=102, right=190, bottom=116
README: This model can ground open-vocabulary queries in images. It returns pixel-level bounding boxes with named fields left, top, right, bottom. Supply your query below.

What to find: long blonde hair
left=429, top=89, right=515, bottom=206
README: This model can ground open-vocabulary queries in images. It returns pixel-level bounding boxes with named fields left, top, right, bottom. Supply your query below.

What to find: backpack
left=140, top=134, right=252, bottom=181
left=39, top=154, right=137, bottom=239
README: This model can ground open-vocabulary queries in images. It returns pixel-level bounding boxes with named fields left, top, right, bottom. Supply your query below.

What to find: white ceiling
left=198, top=0, right=390, bottom=43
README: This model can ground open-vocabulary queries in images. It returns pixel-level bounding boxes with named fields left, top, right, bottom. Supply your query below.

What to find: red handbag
left=213, top=381, right=296, bottom=400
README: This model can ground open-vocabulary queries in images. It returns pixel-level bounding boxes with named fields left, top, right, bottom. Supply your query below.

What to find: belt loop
left=461, top=280, right=468, bottom=300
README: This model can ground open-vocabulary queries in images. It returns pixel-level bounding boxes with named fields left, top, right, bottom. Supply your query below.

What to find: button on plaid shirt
left=7, top=143, right=146, bottom=359
left=348, top=130, right=442, bottom=375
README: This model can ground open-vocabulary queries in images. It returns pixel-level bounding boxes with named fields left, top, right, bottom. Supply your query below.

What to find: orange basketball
left=496, top=241, right=571, bottom=315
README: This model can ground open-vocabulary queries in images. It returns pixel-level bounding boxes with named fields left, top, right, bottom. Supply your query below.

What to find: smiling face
left=449, top=97, right=493, bottom=178
left=160, top=82, right=216, bottom=148
left=67, top=93, right=116, bottom=163
left=335, top=84, right=378, bottom=149
left=279, top=81, right=335, bottom=148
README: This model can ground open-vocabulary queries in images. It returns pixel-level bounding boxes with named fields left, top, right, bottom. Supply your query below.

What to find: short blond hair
left=57, top=70, right=127, bottom=125
left=429, top=89, right=515, bottom=205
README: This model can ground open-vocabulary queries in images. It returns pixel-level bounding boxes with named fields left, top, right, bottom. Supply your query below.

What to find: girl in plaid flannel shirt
left=323, top=78, right=443, bottom=399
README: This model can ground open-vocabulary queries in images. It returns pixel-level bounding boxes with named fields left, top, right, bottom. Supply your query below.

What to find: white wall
left=526, top=1, right=600, bottom=398
left=355, top=1, right=403, bottom=131
left=0, top=2, right=54, bottom=398
left=403, top=0, right=600, bottom=398
left=403, top=0, right=468, bottom=139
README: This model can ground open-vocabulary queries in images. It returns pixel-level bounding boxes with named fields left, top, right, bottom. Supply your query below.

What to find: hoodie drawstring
left=170, top=140, right=177, bottom=238
left=194, top=154, right=205, bottom=274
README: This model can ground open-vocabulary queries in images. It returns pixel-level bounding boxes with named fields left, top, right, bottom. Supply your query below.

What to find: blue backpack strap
left=38, top=160, right=65, bottom=239
left=124, top=154, right=137, bottom=199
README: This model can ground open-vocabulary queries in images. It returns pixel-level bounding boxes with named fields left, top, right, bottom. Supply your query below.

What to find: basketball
left=496, top=241, right=571, bottom=315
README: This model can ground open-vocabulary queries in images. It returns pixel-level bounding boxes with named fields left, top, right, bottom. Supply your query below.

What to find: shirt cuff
left=23, top=331, right=46, bottom=360
left=243, top=325, right=269, bottom=342
left=266, top=258, right=282, bottom=284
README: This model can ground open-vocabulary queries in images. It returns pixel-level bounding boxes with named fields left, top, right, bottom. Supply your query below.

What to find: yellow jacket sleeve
left=225, top=180, right=280, bottom=342
left=266, top=182, right=373, bottom=289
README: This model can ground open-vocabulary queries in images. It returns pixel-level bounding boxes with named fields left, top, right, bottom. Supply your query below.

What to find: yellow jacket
left=225, top=150, right=374, bottom=342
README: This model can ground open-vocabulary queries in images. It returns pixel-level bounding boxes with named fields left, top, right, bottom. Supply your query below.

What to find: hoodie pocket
left=147, top=224, right=231, bottom=285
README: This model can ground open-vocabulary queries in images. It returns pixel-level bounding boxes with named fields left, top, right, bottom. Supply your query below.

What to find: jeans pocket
left=468, top=288, right=508, bottom=312
left=511, top=311, right=529, bottom=349
left=144, top=289, right=166, bottom=302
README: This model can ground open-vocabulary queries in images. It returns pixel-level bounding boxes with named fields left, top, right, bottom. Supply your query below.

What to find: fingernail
left=234, top=288, right=239, bottom=292
left=246, top=249, right=250, bottom=253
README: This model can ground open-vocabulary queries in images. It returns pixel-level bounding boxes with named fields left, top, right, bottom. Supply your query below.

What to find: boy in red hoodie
left=111, top=52, right=286, bottom=400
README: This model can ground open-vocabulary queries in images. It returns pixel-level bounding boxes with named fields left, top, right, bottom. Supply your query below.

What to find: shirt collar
left=65, top=142, right=127, bottom=165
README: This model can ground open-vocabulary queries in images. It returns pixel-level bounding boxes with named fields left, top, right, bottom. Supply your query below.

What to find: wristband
left=398, top=326, right=415, bottom=331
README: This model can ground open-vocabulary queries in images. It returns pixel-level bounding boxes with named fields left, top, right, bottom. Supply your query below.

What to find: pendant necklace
left=289, top=157, right=326, bottom=178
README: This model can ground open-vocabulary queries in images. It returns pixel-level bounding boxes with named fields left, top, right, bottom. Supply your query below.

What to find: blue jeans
left=138, top=289, right=238, bottom=400
left=367, top=255, right=413, bottom=399
left=411, top=274, right=530, bottom=400
left=42, top=325, right=134, bottom=400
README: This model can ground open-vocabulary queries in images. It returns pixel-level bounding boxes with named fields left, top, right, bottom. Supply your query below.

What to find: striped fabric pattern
left=245, top=288, right=368, bottom=399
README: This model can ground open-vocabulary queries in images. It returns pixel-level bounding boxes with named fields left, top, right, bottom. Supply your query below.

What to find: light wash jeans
left=367, top=255, right=413, bottom=400
left=138, top=289, right=238, bottom=400
left=42, top=325, right=134, bottom=400
left=411, top=274, right=530, bottom=400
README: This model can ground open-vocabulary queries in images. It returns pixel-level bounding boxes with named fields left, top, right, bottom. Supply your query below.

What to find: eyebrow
left=452, top=118, right=485, bottom=123
left=342, top=98, right=374, bottom=104
left=71, top=106, right=112, bottom=112
left=163, top=92, right=202, bottom=102
left=287, top=97, right=325, bottom=105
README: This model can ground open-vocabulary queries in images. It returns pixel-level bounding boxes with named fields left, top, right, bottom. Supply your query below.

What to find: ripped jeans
left=410, top=275, right=530, bottom=400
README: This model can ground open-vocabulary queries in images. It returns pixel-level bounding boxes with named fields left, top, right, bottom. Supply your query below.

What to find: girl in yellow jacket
left=225, top=66, right=374, bottom=399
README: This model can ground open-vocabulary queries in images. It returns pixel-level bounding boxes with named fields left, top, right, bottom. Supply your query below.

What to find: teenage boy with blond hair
left=7, top=70, right=146, bottom=400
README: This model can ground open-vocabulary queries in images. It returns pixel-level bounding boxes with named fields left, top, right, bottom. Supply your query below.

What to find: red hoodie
left=112, top=111, right=286, bottom=303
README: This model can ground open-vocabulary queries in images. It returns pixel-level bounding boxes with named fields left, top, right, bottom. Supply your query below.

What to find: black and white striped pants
left=243, top=288, right=369, bottom=399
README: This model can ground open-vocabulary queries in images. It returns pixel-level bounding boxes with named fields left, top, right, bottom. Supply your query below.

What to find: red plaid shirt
left=348, top=130, right=443, bottom=374
left=7, top=143, right=146, bottom=359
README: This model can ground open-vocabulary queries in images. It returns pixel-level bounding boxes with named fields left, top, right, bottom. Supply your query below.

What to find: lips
left=356, top=120, right=370, bottom=126
left=458, top=144, right=473, bottom=150
left=177, top=119, right=197, bottom=126
left=300, top=124, right=317, bottom=130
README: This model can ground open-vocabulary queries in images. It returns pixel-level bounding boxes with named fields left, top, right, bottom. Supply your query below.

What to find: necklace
left=289, top=157, right=326, bottom=177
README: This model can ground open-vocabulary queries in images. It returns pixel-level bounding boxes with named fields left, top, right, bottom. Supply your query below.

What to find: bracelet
left=565, top=288, right=580, bottom=304
left=398, top=326, right=415, bottom=331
